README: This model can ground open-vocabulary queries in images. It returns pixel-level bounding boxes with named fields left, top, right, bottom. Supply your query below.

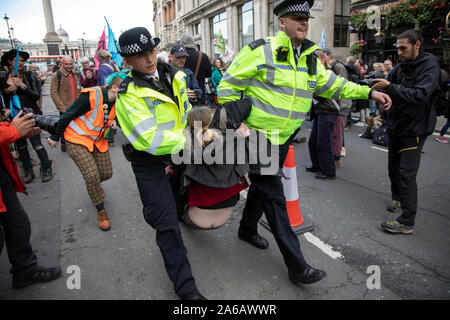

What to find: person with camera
left=372, top=30, right=441, bottom=234
left=0, top=94, right=61, bottom=289
left=115, top=27, right=205, bottom=300
left=46, top=73, right=125, bottom=231
left=0, top=49, right=53, bottom=183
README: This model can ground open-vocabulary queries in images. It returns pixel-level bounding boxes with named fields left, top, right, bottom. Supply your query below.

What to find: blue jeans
left=440, top=118, right=450, bottom=136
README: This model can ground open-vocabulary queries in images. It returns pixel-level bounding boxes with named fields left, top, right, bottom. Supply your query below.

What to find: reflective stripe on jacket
left=115, top=71, right=191, bottom=156
left=64, top=86, right=116, bottom=152
left=218, top=31, right=371, bottom=145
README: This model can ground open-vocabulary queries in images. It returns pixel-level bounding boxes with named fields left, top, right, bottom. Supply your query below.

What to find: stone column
left=42, top=0, right=62, bottom=55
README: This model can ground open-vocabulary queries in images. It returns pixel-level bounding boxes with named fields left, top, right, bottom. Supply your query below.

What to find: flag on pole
left=216, top=30, right=234, bottom=63
left=94, top=28, right=106, bottom=70
left=105, top=17, right=123, bottom=69
left=10, top=46, right=22, bottom=117
left=318, top=28, right=326, bottom=49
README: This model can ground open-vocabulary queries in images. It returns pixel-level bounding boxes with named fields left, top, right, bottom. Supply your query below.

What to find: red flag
left=94, top=27, right=106, bottom=70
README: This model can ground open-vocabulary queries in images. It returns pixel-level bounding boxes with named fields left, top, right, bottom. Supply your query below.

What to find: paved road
left=0, top=93, right=449, bottom=300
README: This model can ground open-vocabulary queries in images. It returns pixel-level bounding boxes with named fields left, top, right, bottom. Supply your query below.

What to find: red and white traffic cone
left=260, top=145, right=315, bottom=234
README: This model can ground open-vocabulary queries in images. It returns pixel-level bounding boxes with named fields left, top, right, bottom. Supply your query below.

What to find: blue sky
left=1, top=0, right=155, bottom=43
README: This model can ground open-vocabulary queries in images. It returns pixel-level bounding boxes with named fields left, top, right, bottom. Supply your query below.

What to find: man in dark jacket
left=372, top=30, right=440, bottom=234
left=0, top=100, right=61, bottom=289
left=306, top=50, right=340, bottom=180
left=180, top=35, right=211, bottom=104
left=168, top=44, right=203, bottom=105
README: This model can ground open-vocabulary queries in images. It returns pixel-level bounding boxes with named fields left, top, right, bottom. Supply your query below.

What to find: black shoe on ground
left=180, top=291, right=208, bottom=300
left=13, top=266, right=62, bottom=289
left=305, top=166, right=320, bottom=173
left=238, top=232, right=269, bottom=249
left=315, top=172, right=336, bottom=180
left=288, top=265, right=327, bottom=285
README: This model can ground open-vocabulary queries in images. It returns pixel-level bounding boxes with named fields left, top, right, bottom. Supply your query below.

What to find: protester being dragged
left=50, top=56, right=81, bottom=152
left=169, top=44, right=203, bottom=106
left=0, top=49, right=54, bottom=183
left=371, top=30, right=440, bottom=234
left=0, top=96, right=61, bottom=289
left=79, top=57, right=97, bottom=88
left=46, top=73, right=125, bottom=231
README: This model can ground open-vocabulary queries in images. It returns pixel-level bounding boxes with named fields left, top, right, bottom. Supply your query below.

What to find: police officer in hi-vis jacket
left=115, top=27, right=205, bottom=300
left=218, top=0, right=392, bottom=285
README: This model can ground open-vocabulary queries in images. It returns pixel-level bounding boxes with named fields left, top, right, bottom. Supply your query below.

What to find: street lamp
left=10, top=26, right=16, bottom=49
left=374, top=28, right=384, bottom=44
left=3, top=14, right=14, bottom=49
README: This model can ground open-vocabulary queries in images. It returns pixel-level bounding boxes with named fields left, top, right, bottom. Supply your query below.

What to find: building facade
left=0, top=26, right=98, bottom=61
left=153, top=0, right=352, bottom=62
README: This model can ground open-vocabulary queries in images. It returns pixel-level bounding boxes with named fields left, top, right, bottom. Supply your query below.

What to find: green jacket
left=116, top=67, right=191, bottom=156
left=218, top=31, right=371, bottom=145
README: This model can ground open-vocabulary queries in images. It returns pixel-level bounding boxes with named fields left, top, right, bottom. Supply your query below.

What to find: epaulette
left=119, top=76, right=133, bottom=94
left=248, top=38, right=267, bottom=50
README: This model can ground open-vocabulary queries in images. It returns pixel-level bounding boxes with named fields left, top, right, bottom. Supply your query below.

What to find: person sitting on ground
left=180, top=100, right=252, bottom=229
left=46, top=73, right=125, bottom=231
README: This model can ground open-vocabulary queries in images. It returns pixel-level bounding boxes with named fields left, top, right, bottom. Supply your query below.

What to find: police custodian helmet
left=274, top=0, right=315, bottom=19
left=118, top=27, right=161, bottom=57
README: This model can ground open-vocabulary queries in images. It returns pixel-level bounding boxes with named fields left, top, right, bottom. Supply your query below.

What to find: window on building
left=268, top=0, right=282, bottom=36
left=334, top=0, right=350, bottom=47
left=238, top=1, right=254, bottom=49
left=210, top=12, right=227, bottom=58
left=194, top=22, right=201, bottom=35
left=193, top=0, right=201, bottom=8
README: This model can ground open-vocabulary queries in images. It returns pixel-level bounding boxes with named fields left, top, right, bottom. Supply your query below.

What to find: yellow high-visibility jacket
left=116, top=68, right=191, bottom=156
left=218, top=31, right=371, bottom=145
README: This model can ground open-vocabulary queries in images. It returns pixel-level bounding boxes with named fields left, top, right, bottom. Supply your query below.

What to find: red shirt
left=187, top=178, right=248, bottom=207
left=69, top=73, right=76, bottom=100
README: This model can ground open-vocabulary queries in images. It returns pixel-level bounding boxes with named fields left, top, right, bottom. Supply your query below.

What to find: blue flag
left=10, top=46, right=22, bottom=117
left=104, top=17, right=123, bottom=69
left=318, top=29, right=326, bottom=49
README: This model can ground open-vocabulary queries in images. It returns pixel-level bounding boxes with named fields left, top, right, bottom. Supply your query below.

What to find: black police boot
left=288, top=265, right=327, bottom=285
left=238, top=232, right=269, bottom=249
left=13, top=266, right=62, bottom=289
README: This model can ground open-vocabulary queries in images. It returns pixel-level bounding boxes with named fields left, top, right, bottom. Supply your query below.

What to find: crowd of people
left=0, top=0, right=448, bottom=300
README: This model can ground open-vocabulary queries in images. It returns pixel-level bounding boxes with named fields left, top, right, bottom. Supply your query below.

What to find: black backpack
left=372, top=126, right=390, bottom=147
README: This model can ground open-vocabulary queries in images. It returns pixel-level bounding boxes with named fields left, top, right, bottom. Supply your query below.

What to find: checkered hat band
left=121, top=43, right=142, bottom=55
left=278, top=3, right=310, bottom=17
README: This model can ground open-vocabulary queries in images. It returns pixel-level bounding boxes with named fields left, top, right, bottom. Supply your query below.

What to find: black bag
left=372, top=126, right=390, bottom=147
left=206, top=77, right=216, bottom=94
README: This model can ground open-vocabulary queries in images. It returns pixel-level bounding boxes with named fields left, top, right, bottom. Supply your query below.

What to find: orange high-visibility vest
left=64, top=87, right=116, bottom=152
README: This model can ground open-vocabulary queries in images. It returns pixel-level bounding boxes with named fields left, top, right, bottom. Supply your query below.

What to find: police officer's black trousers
left=388, top=135, right=427, bottom=227
left=131, top=162, right=198, bottom=298
left=0, top=182, right=38, bottom=280
left=239, top=173, right=308, bottom=273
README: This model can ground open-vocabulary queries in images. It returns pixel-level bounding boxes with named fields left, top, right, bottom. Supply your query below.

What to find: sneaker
left=436, top=136, right=448, bottom=144
left=97, top=209, right=111, bottom=231
left=13, top=266, right=62, bottom=289
left=381, top=220, right=413, bottom=234
left=387, top=200, right=401, bottom=213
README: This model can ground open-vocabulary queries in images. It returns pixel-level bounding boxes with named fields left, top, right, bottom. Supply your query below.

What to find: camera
left=359, top=79, right=374, bottom=87
left=22, top=108, right=59, bottom=135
